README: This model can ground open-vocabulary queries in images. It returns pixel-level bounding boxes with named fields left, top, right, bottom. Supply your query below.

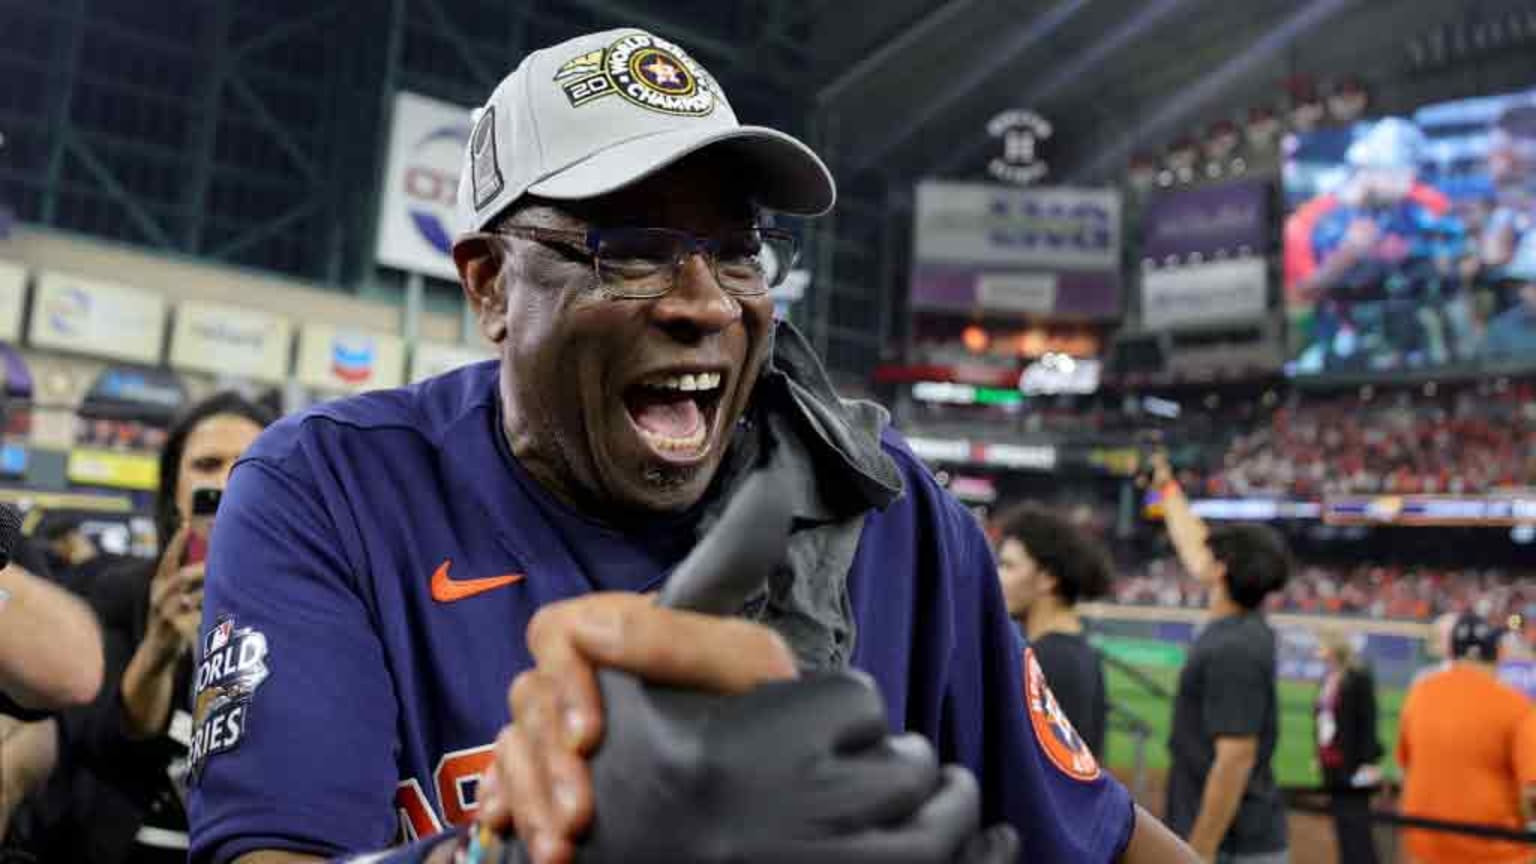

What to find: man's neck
left=1453, top=659, right=1500, bottom=675
left=1023, top=596, right=1083, bottom=642
left=1208, top=590, right=1248, bottom=620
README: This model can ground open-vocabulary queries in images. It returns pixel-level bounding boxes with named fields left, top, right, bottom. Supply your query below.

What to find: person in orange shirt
left=1396, top=613, right=1536, bottom=864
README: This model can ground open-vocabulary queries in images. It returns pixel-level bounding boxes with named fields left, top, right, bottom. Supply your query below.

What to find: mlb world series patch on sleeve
left=189, top=615, right=270, bottom=777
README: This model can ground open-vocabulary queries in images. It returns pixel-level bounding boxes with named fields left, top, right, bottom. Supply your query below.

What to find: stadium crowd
left=1114, top=557, right=1535, bottom=624
left=1196, top=379, right=1536, bottom=498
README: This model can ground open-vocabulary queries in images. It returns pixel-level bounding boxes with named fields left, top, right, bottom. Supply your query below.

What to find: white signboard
left=906, top=436, right=972, bottom=464
left=410, top=340, right=494, bottom=383
left=981, top=443, right=1057, bottom=471
left=170, top=301, right=292, bottom=383
left=913, top=182, right=1121, bottom=271
left=976, top=273, right=1058, bottom=314
left=1141, top=258, right=1268, bottom=330
left=1019, top=355, right=1100, bottom=395
left=0, top=260, right=27, bottom=342
left=29, top=271, right=165, bottom=363
left=374, top=91, right=474, bottom=280
left=295, top=324, right=405, bottom=393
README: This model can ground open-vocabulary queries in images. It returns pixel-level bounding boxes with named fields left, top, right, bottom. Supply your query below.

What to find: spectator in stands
left=1153, top=454, right=1292, bottom=864
left=993, top=503, right=1113, bottom=757
left=1396, top=613, right=1536, bottom=864
left=1484, top=280, right=1536, bottom=358
left=1313, top=628, right=1382, bottom=864
left=1199, top=379, right=1535, bottom=499
left=4, top=392, right=271, bottom=862
left=1481, top=105, right=1536, bottom=282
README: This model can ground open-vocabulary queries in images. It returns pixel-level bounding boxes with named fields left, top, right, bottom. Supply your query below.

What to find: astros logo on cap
left=554, top=32, right=717, bottom=117
left=1023, top=647, right=1101, bottom=782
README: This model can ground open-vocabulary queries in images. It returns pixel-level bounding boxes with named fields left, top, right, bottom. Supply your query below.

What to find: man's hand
left=480, top=592, right=797, bottom=864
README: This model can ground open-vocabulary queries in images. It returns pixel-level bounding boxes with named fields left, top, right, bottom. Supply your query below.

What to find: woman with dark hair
left=993, top=503, right=1113, bottom=758
left=8, top=392, right=272, bottom=863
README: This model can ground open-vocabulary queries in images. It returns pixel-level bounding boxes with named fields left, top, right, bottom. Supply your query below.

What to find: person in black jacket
left=993, top=503, right=1113, bottom=758
left=1314, top=627, right=1383, bottom=864
left=5, top=392, right=271, bottom=863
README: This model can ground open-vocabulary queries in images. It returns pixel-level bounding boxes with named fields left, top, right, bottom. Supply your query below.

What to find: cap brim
left=527, top=125, right=836, bottom=216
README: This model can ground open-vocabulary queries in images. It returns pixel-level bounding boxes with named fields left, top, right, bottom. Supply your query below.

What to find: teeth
left=637, top=423, right=708, bottom=453
left=645, top=372, right=721, bottom=392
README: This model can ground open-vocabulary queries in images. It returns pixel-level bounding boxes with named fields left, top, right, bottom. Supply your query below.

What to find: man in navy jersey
left=187, top=28, right=1192, bottom=864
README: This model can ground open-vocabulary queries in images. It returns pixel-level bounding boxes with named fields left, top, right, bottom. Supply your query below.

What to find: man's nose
left=649, top=253, right=741, bottom=339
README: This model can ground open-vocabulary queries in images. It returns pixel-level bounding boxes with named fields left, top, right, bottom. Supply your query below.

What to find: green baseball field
left=1103, top=661, right=1406, bottom=789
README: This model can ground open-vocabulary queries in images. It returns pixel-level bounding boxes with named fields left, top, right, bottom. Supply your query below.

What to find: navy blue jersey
left=186, top=361, right=1133, bottom=863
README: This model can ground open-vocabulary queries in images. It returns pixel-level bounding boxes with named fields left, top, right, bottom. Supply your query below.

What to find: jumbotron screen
left=1283, top=86, right=1536, bottom=374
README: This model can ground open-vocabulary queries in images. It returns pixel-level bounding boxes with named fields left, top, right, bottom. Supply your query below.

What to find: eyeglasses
left=477, top=225, right=799, bottom=299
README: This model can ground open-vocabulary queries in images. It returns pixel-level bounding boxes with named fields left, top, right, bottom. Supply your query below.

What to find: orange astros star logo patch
left=1023, top=646, right=1101, bottom=781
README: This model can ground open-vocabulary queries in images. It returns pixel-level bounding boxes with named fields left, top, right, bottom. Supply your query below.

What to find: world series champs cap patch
left=553, top=32, right=717, bottom=117
left=452, top=28, right=836, bottom=241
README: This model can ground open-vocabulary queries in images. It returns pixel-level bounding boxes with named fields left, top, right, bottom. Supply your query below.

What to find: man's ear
left=1041, top=570, right=1061, bottom=597
left=454, top=238, right=509, bottom=343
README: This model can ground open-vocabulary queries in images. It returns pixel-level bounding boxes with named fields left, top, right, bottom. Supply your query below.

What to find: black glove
left=567, top=669, right=1015, bottom=863
left=487, top=470, right=1017, bottom=863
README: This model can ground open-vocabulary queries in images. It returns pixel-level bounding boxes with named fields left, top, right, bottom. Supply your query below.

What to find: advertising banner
left=1141, top=180, right=1269, bottom=261
left=911, top=270, right=1120, bottom=319
left=0, top=260, right=26, bottom=342
left=296, top=324, right=405, bottom=393
left=170, top=301, right=293, bottom=383
left=911, top=181, right=1121, bottom=319
left=1140, top=257, right=1269, bottom=330
left=66, top=448, right=159, bottom=491
left=410, top=340, right=494, bottom=383
left=29, top=271, right=165, bottom=364
left=1324, top=494, right=1536, bottom=527
left=79, top=366, right=187, bottom=425
left=374, top=91, right=474, bottom=281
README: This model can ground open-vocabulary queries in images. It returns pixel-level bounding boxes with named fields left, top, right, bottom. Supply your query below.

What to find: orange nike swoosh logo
left=430, top=560, right=524, bottom=603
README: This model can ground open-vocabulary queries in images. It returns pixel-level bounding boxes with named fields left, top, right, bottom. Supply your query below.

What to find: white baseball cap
left=454, top=28, right=836, bottom=239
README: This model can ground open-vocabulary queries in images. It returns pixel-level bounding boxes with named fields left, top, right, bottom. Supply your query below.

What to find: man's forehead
left=520, top=157, right=757, bottom=228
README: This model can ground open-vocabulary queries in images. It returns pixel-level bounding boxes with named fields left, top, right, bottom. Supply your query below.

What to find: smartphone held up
left=182, top=487, right=222, bottom=567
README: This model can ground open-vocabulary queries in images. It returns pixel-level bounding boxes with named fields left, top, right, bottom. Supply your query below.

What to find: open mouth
left=623, top=369, right=728, bottom=462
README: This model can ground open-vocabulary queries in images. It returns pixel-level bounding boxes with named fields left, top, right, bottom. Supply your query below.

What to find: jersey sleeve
left=187, top=452, right=401, bottom=864
left=941, top=514, right=1135, bottom=862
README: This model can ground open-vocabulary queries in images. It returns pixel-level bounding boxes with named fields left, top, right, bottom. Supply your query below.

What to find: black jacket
left=1316, top=665, right=1383, bottom=788
left=6, top=557, right=190, bottom=864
